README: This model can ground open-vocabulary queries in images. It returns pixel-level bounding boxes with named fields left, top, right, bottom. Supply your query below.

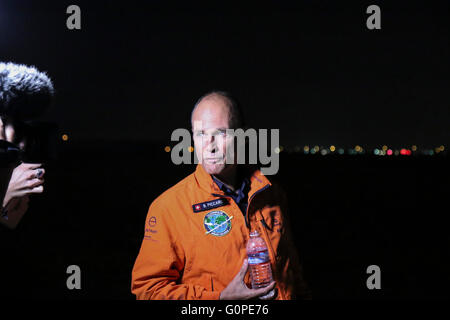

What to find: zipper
left=260, top=217, right=272, bottom=231
left=245, top=185, right=271, bottom=229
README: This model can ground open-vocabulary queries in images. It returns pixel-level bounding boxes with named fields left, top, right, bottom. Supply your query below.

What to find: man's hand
left=219, top=259, right=276, bottom=300
left=2, top=163, right=45, bottom=208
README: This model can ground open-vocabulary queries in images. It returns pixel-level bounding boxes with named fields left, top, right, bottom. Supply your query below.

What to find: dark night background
left=0, top=0, right=449, bottom=300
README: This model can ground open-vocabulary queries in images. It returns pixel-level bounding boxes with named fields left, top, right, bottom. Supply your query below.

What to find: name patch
left=192, top=198, right=228, bottom=213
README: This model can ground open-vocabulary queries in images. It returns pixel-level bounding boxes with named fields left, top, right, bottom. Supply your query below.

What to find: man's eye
left=216, top=130, right=226, bottom=136
left=195, top=132, right=204, bottom=137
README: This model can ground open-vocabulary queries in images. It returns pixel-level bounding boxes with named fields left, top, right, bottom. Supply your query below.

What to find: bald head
left=190, top=91, right=245, bottom=176
left=191, top=91, right=244, bottom=130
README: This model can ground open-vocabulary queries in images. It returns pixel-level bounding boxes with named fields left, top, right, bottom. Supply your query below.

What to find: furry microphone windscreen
left=0, top=62, right=54, bottom=121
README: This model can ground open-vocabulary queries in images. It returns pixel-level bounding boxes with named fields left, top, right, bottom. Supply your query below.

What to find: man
left=131, top=91, right=309, bottom=300
left=0, top=62, right=51, bottom=229
left=0, top=119, right=45, bottom=229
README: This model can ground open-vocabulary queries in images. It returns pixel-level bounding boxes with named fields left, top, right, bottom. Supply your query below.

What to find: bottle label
left=248, top=250, right=270, bottom=265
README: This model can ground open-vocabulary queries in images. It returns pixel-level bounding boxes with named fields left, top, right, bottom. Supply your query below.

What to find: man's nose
left=204, top=134, right=217, bottom=152
left=203, top=133, right=216, bottom=144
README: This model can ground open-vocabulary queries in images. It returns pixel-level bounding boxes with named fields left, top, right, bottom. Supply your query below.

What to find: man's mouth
left=204, top=158, right=223, bottom=164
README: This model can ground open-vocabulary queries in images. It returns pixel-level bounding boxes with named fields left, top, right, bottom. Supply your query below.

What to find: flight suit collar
left=194, top=164, right=271, bottom=198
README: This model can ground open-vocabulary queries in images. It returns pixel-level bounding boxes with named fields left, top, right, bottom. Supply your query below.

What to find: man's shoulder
left=258, top=172, right=288, bottom=204
left=266, top=176, right=287, bottom=194
left=151, top=170, right=197, bottom=209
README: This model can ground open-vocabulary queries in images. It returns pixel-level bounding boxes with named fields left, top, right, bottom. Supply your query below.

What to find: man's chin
left=201, top=162, right=226, bottom=175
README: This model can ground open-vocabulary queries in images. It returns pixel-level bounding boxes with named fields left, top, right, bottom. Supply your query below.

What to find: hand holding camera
left=0, top=62, right=54, bottom=229
left=2, top=162, right=45, bottom=208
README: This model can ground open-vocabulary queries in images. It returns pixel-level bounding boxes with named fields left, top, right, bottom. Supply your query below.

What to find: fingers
left=35, top=168, right=45, bottom=179
left=27, top=185, right=44, bottom=194
left=15, top=164, right=45, bottom=184
left=238, top=259, right=249, bottom=279
left=21, top=163, right=43, bottom=170
left=16, top=184, right=44, bottom=197
left=26, top=168, right=45, bottom=179
left=248, top=281, right=276, bottom=300
left=221, top=260, right=277, bottom=300
left=26, top=178, right=45, bottom=189
left=14, top=163, right=43, bottom=177
left=238, top=260, right=276, bottom=300
left=259, top=288, right=277, bottom=300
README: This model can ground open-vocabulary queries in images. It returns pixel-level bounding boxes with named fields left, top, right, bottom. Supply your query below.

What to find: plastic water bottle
left=246, top=230, right=275, bottom=298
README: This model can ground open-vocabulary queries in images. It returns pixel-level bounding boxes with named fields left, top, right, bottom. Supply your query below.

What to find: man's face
left=191, top=96, right=235, bottom=175
left=0, top=117, right=26, bottom=149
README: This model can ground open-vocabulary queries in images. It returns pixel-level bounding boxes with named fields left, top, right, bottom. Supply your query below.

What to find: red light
left=387, top=149, right=393, bottom=156
left=406, top=150, right=411, bottom=156
left=400, top=149, right=408, bottom=155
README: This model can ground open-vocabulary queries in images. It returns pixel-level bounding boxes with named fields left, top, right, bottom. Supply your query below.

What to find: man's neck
left=213, top=165, right=238, bottom=191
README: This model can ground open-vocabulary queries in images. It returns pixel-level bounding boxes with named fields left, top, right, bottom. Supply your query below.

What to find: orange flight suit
left=131, top=164, right=308, bottom=300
